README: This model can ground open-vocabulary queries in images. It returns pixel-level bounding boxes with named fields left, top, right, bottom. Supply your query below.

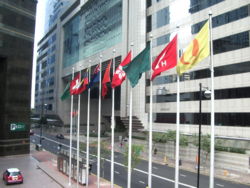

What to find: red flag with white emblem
left=70, top=73, right=81, bottom=95
left=111, top=51, right=131, bottom=88
left=151, top=35, right=178, bottom=81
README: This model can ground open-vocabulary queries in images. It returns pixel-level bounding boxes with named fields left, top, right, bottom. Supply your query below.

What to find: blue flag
left=88, top=64, right=100, bottom=89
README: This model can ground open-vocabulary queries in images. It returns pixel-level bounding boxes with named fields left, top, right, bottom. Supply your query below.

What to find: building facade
left=35, top=0, right=250, bottom=138
left=0, top=0, right=37, bottom=156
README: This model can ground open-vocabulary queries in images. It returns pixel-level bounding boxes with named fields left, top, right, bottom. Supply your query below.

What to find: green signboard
left=10, top=122, right=26, bottom=131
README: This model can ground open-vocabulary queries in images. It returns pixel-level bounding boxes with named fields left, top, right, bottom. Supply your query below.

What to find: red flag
left=70, top=73, right=81, bottom=95
left=102, top=60, right=112, bottom=98
left=151, top=35, right=178, bottom=80
left=75, top=70, right=89, bottom=94
left=111, top=51, right=131, bottom=88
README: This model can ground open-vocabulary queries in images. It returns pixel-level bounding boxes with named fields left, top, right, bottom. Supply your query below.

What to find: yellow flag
left=177, top=21, right=210, bottom=75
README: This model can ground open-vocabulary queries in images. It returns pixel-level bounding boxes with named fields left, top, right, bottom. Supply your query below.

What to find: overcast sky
left=31, top=0, right=47, bottom=108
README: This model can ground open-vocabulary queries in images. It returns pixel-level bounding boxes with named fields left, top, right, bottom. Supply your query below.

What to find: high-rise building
left=35, top=0, right=250, bottom=139
left=0, top=0, right=37, bottom=156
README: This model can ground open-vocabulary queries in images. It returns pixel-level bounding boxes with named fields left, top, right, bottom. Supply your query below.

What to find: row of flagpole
left=64, top=12, right=214, bottom=188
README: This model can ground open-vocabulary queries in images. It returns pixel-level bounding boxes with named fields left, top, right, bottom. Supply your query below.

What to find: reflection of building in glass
left=35, top=0, right=250, bottom=139
left=35, top=0, right=74, bottom=117
left=0, top=0, right=37, bottom=156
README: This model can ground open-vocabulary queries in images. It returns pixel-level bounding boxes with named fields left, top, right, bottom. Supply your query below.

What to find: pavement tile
left=32, top=150, right=120, bottom=188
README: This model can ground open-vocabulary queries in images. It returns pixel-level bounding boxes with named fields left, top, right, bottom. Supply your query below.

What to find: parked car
left=29, top=129, right=34, bottom=135
left=2, top=168, right=23, bottom=185
left=56, top=134, right=64, bottom=139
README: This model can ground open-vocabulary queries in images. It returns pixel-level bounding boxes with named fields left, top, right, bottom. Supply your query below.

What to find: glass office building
left=36, top=0, right=250, bottom=138
left=0, top=0, right=37, bottom=156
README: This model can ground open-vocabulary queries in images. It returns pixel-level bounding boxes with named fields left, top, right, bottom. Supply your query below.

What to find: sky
left=31, top=0, right=47, bottom=108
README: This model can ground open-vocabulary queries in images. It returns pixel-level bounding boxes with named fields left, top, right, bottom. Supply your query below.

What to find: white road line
left=153, top=166, right=158, bottom=170
left=33, top=134, right=196, bottom=188
left=180, top=174, right=186, bottom=177
left=216, top=183, right=224, bottom=187
left=139, top=181, right=145, bottom=184
left=114, top=171, right=120, bottom=174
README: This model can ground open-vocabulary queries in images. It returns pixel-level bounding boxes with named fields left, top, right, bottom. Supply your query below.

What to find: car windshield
left=10, top=172, right=21, bottom=176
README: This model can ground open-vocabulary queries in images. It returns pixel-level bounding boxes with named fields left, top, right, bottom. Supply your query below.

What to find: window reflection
left=153, top=113, right=250, bottom=127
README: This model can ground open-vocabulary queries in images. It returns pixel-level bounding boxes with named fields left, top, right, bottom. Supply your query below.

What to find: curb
left=37, top=163, right=65, bottom=188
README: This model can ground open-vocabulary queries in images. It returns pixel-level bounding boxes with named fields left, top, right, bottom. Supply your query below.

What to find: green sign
left=10, top=122, right=26, bottom=131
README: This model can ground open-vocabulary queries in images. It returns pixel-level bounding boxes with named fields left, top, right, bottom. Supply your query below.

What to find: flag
left=75, top=70, right=89, bottom=94
left=123, top=43, right=150, bottom=88
left=177, top=21, right=210, bottom=75
left=60, top=83, right=70, bottom=101
left=111, top=51, right=131, bottom=88
left=88, top=64, right=100, bottom=89
left=151, top=35, right=178, bottom=80
left=70, top=73, right=81, bottom=95
left=102, top=60, right=112, bottom=98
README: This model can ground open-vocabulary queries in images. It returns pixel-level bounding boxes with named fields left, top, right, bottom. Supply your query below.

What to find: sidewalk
left=31, top=146, right=120, bottom=188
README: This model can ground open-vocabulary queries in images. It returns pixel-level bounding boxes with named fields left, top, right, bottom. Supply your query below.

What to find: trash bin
left=36, top=144, right=42, bottom=151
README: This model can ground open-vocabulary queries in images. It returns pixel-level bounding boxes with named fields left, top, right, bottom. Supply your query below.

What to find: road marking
left=139, top=181, right=145, bottom=184
left=33, top=134, right=196, bottom=188
left=153, top=166, right=158, bottom=170
left=180, top=174, right=186, bottom=177
left=216, top=184, right=224, bottom=187
left=114, top=171, right=120, bottom=174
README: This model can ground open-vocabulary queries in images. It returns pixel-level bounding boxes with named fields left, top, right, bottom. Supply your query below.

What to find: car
left=29, top=129, right=34, bottom=135
left=2, top=168, right=23, bottom=185
left=56, top=134, right=64, bottom=139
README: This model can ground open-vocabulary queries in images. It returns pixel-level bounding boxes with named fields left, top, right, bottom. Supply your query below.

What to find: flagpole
left=86, top=61, right=91, bottom=187
left=148, top=34, right=153, bottom=188
left=175, top=74, right=180, bottom=188
left=175, top=27, right=181, bottom=188
left=76, top=66, right=82, bottom=188
left=111, top=49, right=116, bottom=188
left=69, top=67, right=74, bottom=186
left=209, top=12, right=215, bottom=188
left=97, top=55, right=102, bottom=188
left=127, top=43, right=133, bottom=188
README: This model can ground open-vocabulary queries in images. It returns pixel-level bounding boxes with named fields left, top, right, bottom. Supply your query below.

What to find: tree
left=123, top=144, right=144, bottom=171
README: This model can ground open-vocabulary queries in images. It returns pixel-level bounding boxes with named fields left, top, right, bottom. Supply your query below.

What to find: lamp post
left=197, top=83, right=211, bottom=188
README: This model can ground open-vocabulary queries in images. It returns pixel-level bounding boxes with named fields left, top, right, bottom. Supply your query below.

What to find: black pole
left=197, top=83, right=202, bottom=188
left=40, top=103, right=44, bottom=145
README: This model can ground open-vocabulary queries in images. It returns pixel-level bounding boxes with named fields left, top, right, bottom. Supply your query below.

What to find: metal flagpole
left=127, top=43, right=133, bottom=188
left=148, top=34, right=153, bottom=188
left=209, top=12, right=215, bottom=188
left=175, top=75, right=180, bottom=188
left=175, top=29, right=181, bottom=188
left=97, top=55, right=102, bottom=188
left=86, top=61, right=91, bottom=187
left=69, top=67, right=74, bottom=186
left=76, top=66, right=82, bottom=188
left=111, top=49, right=116, bottom=188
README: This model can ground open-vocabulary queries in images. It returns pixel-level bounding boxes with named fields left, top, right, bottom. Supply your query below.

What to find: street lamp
left=197, top=83, right=211, bottom=188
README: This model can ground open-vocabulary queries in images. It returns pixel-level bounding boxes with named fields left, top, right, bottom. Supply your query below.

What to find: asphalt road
left=30, top=132, right=250, bottom=188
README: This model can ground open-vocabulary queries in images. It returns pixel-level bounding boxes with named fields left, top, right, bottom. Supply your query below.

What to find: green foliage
left=152, top=130, right=176, bottom=143
left=215, top=145, right=246, bottom=154
left=132, top=136, right=146, bottom=140
left=123, top=144, right=144, bottom=170
left=180, top=136, right=189, bottom=146
left=39, top=117, right=47, bottom=124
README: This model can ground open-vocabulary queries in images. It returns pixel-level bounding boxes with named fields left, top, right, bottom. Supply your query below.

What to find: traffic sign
left=10, top=123, right=26, bottom=131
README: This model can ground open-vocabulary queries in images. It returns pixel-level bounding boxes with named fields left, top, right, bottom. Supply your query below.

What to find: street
left=30, top=132, right=250, bottom=188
